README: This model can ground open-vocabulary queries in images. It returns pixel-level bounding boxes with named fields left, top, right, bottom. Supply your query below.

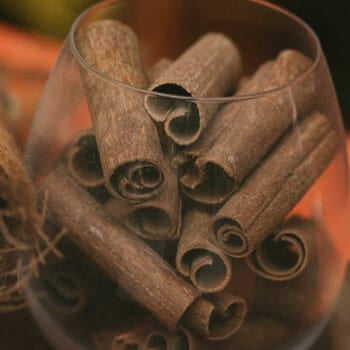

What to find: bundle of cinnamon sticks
left=38, top=19, right=340, bottom=349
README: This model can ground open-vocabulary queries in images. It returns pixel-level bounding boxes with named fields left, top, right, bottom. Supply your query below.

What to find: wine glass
left=25, top=0, right=349, bottom=349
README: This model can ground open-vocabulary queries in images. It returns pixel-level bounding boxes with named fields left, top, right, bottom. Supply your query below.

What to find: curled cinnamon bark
left=104, top=166, right=180, bottom=240
left=65, top=129, right=104, bottom=189
left=183, top=291, right=247, bottom=341
left=143, top=327, right=208, bottom=350
left=212, top=112, right=339, bottom=257
left=176, top=209, right=232, bottom=293
left=144, top=329, right=189, bottom=350
left=42, top=166, right=247, bottom=338
left=95, top=317, right=207, bottom=350
left=251, top=217, right=344, bottom=329
left=76, top=19, right=166, bottom=201
left=180, top=50, right=316, bottom=205
left=41, top=165, right=200, bottom=330
left=246, top=216, right=313, bottom=281
left=65, top=127, right=181, bottom=239
left=145, top=33, right=242, bottom=145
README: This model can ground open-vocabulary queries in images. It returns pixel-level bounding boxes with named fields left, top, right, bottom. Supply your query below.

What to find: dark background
left=0, top=0, right=349, bottom=127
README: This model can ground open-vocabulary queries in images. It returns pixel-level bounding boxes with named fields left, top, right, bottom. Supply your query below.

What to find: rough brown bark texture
left=212, top=112, right=339, bottom=257
left=76, top=19, right=166, bottom=201
left=180, top=50, right=316, bottom=205
left=145, top=33, right=242, bottom=145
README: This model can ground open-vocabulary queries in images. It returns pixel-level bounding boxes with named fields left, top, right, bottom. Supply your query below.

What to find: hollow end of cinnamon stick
left=144, top=331, right=169, bottom=350
left=145, top=32, right=242, bottom=146
left=128, top=206, right=174, bottom=240
left=76, top=19, right=166, bottom=202
left=246, top=219, right=308, bottom=281
left=183, top=293, right=247, bottom=341
left=213, top=218, right=249, bottom=258
left=41, top=165, right=201, bottom=330
left=109, top=161, right=164, bottom=201
left=105, top=180, right=180, bottom=241
left=164, top=103, right=200, bottom=146
left=178, top=248, right=231, bottom=293
left=145, top=88, right=201, bottom=145
left=66, top=130, right=104, bottom=188
left=145, top=85, right=192, bottom=122
left=143, top=329, right=189, bottom=350
left=180, top=160, right=235, bottom=205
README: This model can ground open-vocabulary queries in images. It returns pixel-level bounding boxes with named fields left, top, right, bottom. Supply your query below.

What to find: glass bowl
left=25, top=0, right=349, bottom=349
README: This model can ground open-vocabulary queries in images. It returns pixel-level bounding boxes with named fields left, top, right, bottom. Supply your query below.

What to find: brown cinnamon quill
left=76, top=19, right=166, bottom=201
left=40, top=165, right=199, bottom=330
left=104, top=166, right=180, bottom=240
left=65, top=129, right=104, bottom=189
left=145, top=33, right=242, bottom=145
left=180, top=49, right=317, bottom=205
left=246, top=216, right=314, bottom=281
left=143, top=327, right=208, bottom=350
left=212, top=111, right=339, bottom=258
left=176, top=209, right=232, bottom=293
left=147, top=58, right=172, bottom=84
left=183, top=291, right=247, bottom=341
left=41, top=166, right=249, bottom=339
left=252, top=216, right=343, bottom=329
left=95, top=317, right=208, bottom=350
left=65, top=129, right=181, bottom=240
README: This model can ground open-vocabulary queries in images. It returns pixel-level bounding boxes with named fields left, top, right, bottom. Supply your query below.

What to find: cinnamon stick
left=147, top=58, right=172, bottom=84
left=246, top=216, right=314, bottom=281
left=180, top=50, right=316, bottom=205
left=65, top=129, right=104, bottom=189
left=104, top=165, right=180, bottom=240
left=76, top=19, right=166, bottom=201
left=143, top=327, right=208, bottom=350
left=176, top=209, right=232, bottom=293
left=143, top=329, right=189, bottom=350
left=65, top=130, right=181, bottom=239
left=145, top=33, right=242, bottom=145
left=212, top=111, right=339, bottom=258
left=251, top=217, right=343, bottom=329
left=95, top=317, right=208, bottom=350
left=40, top=165, right=199, bottom=330
left=183, top=291, right=247, bottom=341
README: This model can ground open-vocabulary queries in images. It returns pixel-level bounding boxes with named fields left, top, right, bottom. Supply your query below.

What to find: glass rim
left=69, top=0, right=322, bottom=103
